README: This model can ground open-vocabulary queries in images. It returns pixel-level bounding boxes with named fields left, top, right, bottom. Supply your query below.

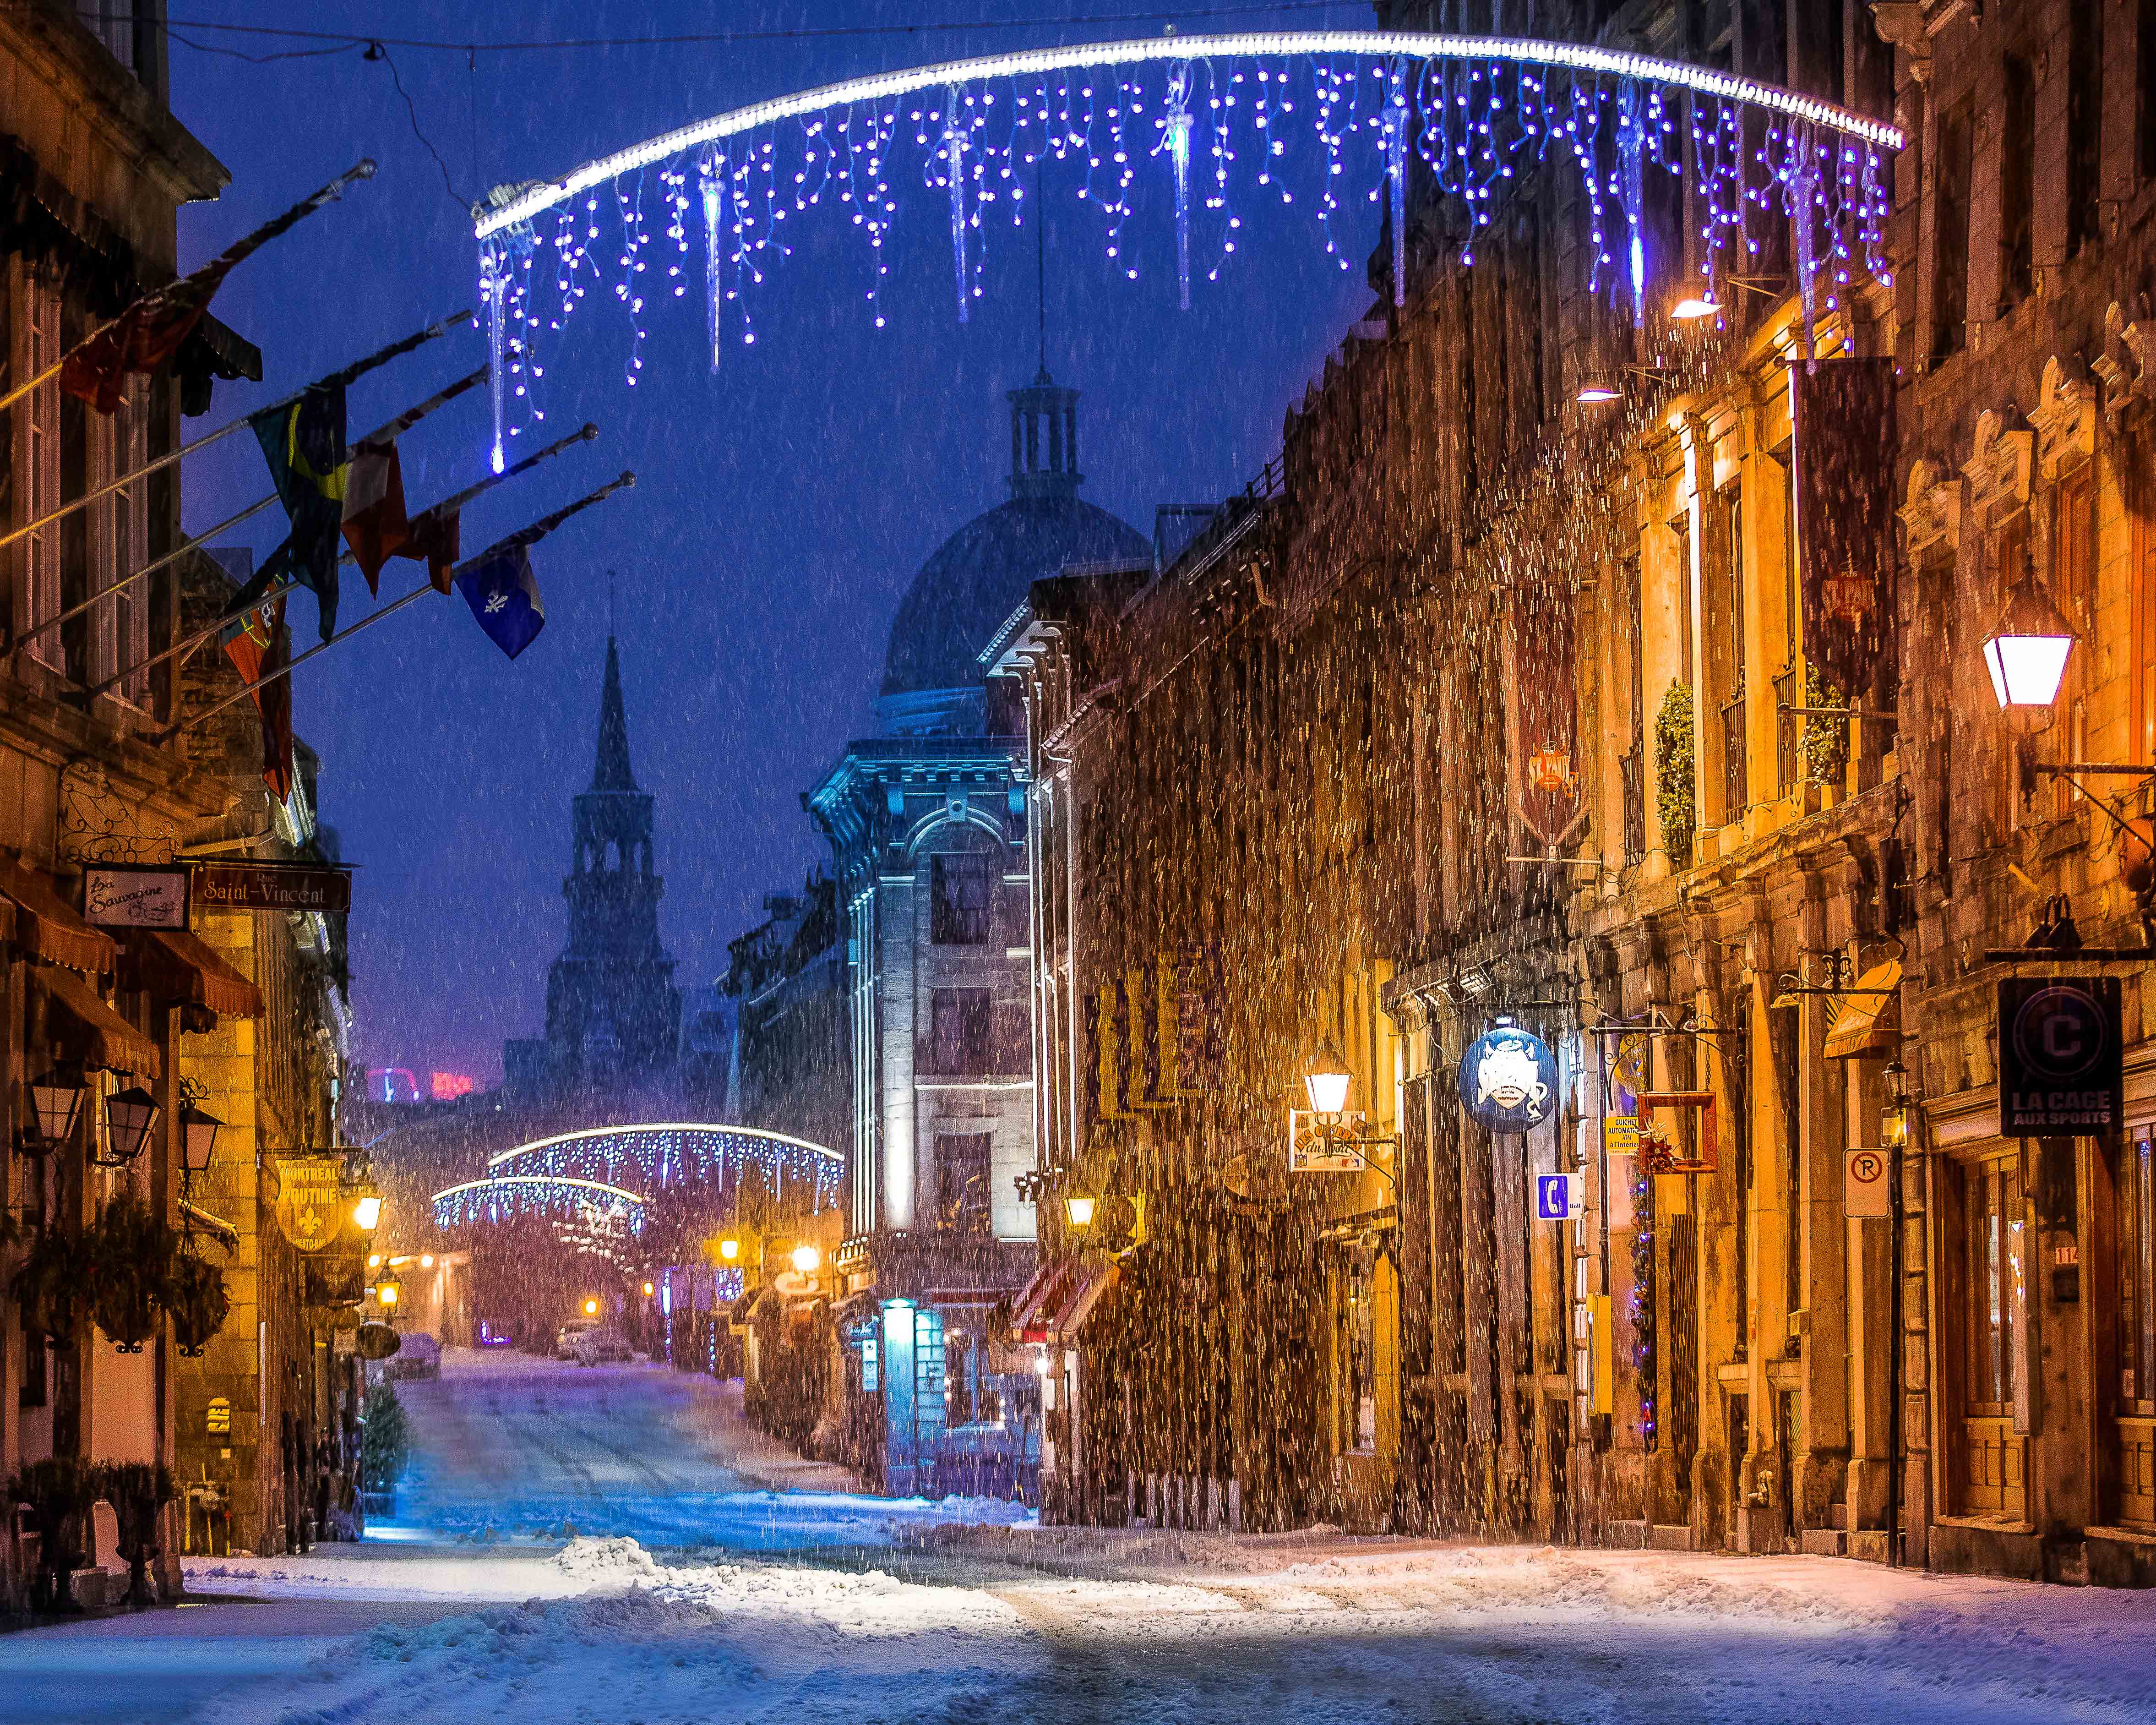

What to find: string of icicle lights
left=432, top=1174, right=649, bottom=1232
left=471, top=32, right=1902, bottom=473
left=485, top=1122, right=847, bottom=1209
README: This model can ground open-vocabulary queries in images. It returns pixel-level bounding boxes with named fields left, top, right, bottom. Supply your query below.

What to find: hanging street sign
left=1288, top=1108, right=1367, bottom=1174
left=82, top=863, right=190, bottom=928
left=1844, top=1147, right=1892, bottom=1218
left=273, top=1154, right=347, bottom=1252
left=1460, top=1023, right=1560, bottom=1135
left=1535, top=1172, right=1585, bottom=1221
left=1998, top=977, right=2123, bottom=1135
left=192, top=860, right=352, bottom=914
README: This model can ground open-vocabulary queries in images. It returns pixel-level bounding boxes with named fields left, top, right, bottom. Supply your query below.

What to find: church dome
left=881, top=494, right=1148, bottom=700
left=878, top=369, right=1147, bottom=729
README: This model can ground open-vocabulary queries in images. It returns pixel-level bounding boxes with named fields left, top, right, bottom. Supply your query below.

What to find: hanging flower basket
left=168, top=1249, right=230, bottom=1356
left=8, top=1224, right=92, bottom=1346
left=86, top=1190, right=178, bottom=1350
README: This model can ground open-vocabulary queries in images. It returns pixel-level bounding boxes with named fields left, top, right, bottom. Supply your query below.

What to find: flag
left=455, top=544, right=546, bottom=660
left=341, top=437, right=410, bottom=594
left=220, top=593, right=293, bottom=801
left=248, top=383, right=347, bottom=639
left=59, top=257, right=237, bottom=413
left=403, top=506, right=463, bottom=594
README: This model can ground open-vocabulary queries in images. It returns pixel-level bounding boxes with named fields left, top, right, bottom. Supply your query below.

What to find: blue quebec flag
left=455, top=544, right=547, bottom=660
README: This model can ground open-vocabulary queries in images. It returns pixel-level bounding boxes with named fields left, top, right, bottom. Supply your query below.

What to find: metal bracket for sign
left=1777, top=704, right=1902, bottom=723
left=1983, top=947, right=2156, bottom=965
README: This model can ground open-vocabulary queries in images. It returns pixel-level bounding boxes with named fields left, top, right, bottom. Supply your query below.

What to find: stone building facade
left=0, top=0, right=280, bottom=1607
left=987, top=0, right=2156, bottom=1588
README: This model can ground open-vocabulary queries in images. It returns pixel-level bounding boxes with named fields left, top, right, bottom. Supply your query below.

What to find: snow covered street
left=5, top=1352, right=2153, bottom=1724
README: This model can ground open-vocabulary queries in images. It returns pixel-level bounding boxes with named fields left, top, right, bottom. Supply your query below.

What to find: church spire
left=590, top=636, right=638, bottom=792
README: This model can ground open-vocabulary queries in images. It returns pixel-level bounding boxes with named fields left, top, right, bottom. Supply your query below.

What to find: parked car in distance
left=386, top=1331, right=441, bottom=1380
left=573, top=1325, right=633, bottom=1366
left=555, top=1318, right=596, bottom=1359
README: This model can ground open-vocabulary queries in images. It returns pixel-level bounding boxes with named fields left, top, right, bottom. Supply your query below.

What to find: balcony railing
left=1721, top=697, right=1748, bottom=823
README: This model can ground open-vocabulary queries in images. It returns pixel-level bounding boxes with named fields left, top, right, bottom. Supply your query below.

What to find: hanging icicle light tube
left=469, top=32, right=1902, bottom=466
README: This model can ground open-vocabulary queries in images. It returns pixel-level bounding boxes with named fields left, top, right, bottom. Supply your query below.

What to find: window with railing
left=1722, top=493, right=1747, bottom=820
left=20, top=281, right=63, bottom=673
left=100, top=378, right=150, bottom=705
left=1620, top=557, right=1646, bottom=857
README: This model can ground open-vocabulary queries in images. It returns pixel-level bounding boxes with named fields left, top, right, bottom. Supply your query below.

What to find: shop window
left=1619, top=559, right=1646, bottom=858
left=933, top=1132, right=992, bottom=1231
left=1960, top=1153, right=2028, bottom=1518
left=930, top=852, right=996, bottom=945
left=1340, top=1247, right=1378, bottom=1454
left=946, top=1332, right=979, bottom=1426
left=2118, top=1136, right=2156, bottom=1525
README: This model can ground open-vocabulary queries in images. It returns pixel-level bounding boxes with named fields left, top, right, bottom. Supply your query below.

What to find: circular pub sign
left=1459, top=1023, right=1560, bottom=1135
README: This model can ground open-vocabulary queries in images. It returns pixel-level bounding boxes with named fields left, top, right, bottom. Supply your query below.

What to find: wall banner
left=1794, top=357, right=1899, bottom=702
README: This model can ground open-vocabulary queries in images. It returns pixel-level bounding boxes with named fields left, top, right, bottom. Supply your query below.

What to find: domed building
left=805, top=368, right=1151, bottom=1497
left=876, top=370, right=1148, bottom=738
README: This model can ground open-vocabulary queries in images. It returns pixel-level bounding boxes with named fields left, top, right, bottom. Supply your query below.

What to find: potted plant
left=92, top=1462, right=174, bottom=1610
left=9, top=1456, right=97, bottom=1613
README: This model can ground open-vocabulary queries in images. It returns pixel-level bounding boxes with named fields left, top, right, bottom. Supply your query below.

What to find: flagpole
left=0, top=311, right=473, bottom=554
left=97, top=422, right=602, bottom=702
left=23, top=362, right=492, bottom=661
left=0, top=160, right=377, bottom=416
left=166, top=471, right=636, bottom=739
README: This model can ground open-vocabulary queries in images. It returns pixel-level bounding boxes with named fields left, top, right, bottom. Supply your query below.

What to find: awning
left=1825, top=958, right=1903, bottom=1061
left=0, top=857, right=113, bottom=974
left=36, top=966, right=159, bottom=1078
left=1010, top=1257, right=1118, bottom=1346
left=120, top=929, right=264, bottom=1019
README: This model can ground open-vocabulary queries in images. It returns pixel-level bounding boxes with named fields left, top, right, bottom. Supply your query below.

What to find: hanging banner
left=1086, top=981, right=1138, bottom=1121
left=1459, top=1023, right=1559, bottom=1135
left=1513, top=575, right=1583, bottom=851
left=273, top=1154, right=347, bottom=1252
left=1794, top=358, right=1899, bottom=702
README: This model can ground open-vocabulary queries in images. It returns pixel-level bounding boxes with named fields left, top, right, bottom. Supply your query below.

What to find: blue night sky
left=170, top=2, right=1377, bottom=1087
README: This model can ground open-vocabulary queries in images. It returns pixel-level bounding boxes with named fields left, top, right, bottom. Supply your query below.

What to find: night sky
left=170, top=2, right=1376, bottom=1088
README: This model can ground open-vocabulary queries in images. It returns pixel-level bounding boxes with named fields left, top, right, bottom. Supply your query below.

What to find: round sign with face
left=1459, top=1026, right=1560, bottom=1135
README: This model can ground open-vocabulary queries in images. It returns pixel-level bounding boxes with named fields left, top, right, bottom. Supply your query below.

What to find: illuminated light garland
left=470, top=33, right=1902, bottom=464
left=430, top=1174, right=649, bottom=1233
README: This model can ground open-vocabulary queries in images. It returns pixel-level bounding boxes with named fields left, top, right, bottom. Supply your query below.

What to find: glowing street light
left=1302, top=1039, right=1354, bottom=1119
left=1983, top=563, right=2078, bottom=711
left=790, top=1243, right=821, bottom=1276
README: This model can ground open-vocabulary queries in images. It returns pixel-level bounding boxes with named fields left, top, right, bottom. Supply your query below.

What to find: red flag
left=59, top=257, right=236, bottom=413
left=222, top=594, right=293, bottom=801
left=405, top=507, right=463, bottom=595
left=341, top=437, right=410, bottom=595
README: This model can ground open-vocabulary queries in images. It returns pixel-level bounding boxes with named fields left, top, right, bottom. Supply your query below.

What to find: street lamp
left=178, top=1104, right=221, bottom=1187
left=583, top=1296, right=601, bottom=1318
left=1880, top=1061, right=1911, bottom=1152
left=94, top=1085, right=161, bottom=1167
left=1302, top=1039, right=1354, bottom=1120
left=1064, top=1195, right=1098, bottom=1229
left=17, top=1067, right=86, bottom=1157
left=790, top=1243, right=821, bottom=1276
left=350, top=1191, right=383, bottom=1234
left=717, top=1235, right=740, bottom=1261
left=1983, top=563, right=2078, bottom=711
left=374, top=1269, right=403, bottom=1310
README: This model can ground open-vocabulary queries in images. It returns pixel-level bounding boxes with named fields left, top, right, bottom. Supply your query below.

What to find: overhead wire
left=58, top=3, right=1364, bottom=58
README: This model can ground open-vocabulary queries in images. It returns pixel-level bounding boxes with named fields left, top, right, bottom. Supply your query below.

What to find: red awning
left=1009, top=1258, right=1118, bottom=1346
left=35, top=966, right=160, bottom=1079
left=120, top=929, right=264, bottom=1019
left=0, top=856, right=112, bottom=974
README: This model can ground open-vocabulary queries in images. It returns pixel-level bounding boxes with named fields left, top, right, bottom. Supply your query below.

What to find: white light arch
left=472, top=30, right=1903, bottom=469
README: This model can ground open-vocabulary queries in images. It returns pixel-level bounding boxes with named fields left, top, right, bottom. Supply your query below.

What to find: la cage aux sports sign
left=1998, top=977, right=2123, bottom=1135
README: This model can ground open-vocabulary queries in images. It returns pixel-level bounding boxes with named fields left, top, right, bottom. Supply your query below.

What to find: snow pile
left=548, top=1534, right=660, bottom=1584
